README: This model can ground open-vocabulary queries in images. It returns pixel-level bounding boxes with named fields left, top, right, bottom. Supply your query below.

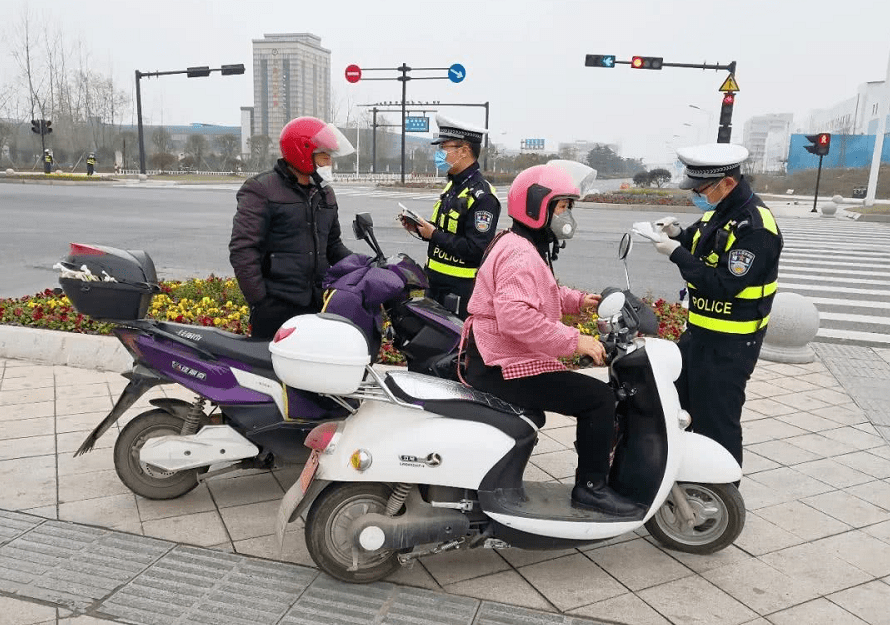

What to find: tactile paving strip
left=0, top=509, right=45, bottom=547
left=99, top=545, right=317, bottom=625
left=0, top=520, right=173, bottom=610
left=281, top=574, right=480, bottom=625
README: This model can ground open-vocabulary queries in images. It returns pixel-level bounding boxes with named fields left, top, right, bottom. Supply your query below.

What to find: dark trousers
left=43, top=160, right=52, bottom=174
left=249, top=296, right=320, bottom=339
left=464, top=348, right=616, bottom=478
left=675, top=330, right=762, bottom=467
left=87, top=164, right=94, bottom=176
left=426, top=272, right=474, bottom=319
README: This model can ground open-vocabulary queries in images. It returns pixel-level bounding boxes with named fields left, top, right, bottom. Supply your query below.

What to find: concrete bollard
left=820, top=195, right=839, bottom=218
left=760, top=292, right=820, bottom=364
left=138, top=174, right=148, bottom=182
left=4, top=168, right=13, bottom=175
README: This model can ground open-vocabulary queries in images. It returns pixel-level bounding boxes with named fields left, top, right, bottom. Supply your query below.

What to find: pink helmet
left=279, top=117, right=355, bottom=174
left=507, top=164, right=580, bottom=230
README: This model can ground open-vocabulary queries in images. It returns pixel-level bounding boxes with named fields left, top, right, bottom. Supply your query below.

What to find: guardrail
left=115, top=170, right=444, bottom=184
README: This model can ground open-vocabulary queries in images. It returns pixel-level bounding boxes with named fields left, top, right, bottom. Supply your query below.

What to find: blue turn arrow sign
left=602, top=55, right=615, bottom=68
left=448, top=63, right=466, bottom=83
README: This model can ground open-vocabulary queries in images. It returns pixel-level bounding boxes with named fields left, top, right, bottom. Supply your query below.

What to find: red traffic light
left=804, top=133, right=831, bottom=156
left=631, top=56, right=663, bottom=70
left=722, top=93, right=735, bottom=105
left=818, top=133, right=830, bottom=145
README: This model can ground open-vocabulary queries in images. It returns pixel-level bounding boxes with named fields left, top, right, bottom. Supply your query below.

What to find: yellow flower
left=213, top=318, right=222, bottom=326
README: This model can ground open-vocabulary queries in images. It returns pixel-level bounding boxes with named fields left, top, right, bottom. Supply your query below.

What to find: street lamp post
left=135, top=64, right=245, bottom=175
left=689, top=104, right=715, bottom=144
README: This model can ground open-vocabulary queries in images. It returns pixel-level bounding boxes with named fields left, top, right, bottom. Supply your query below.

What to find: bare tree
left=214, top=134, right=240, bottom=170
left=151, top=127, right=173, bottom=153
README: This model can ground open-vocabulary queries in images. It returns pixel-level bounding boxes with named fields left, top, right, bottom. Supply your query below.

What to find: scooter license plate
left=299, top=450, right=320, bottom=493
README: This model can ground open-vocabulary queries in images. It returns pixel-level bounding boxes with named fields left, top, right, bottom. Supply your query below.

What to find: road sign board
left=345, top=64, right=362, bottom=83
left=405, top=116, right=430, bottom=132
left=521, top=138, right=545, bottom=150
left=448, top=63, right=466, bottom=83
left=719, top=74, right=740, bottom=92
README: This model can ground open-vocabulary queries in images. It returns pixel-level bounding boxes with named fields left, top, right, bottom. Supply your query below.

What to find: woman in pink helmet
left=462, top=163, right=643, bottom=517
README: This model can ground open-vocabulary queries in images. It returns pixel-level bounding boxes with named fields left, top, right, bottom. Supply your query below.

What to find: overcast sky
left=4, top=0, right=890, bottom=166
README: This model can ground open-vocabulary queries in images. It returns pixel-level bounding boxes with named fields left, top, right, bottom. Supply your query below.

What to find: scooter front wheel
left=114, top=409, right=200, bottom=500
left=305, top=483, right=400, bottom=583
left=645, top=482, right=745, bottom=555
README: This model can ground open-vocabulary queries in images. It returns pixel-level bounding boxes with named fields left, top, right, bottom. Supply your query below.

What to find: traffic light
left=43, top=120, right=52, bottom=135
left=585, top=54, right=616, bottom=68
left=31, top=119, right=41, bottom=135
left=186, top=66, right=211, bottom=78
left=805, top=133, right=831, bottom=156
left=631, top=56, right=663, bottom=70
left=220, top=64, right=245, bottom=75
left=719, top=93, right=735, bottom=126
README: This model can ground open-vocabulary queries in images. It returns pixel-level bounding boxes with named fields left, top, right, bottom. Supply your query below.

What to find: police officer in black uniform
left=399, top=114, right=500, bottom=318
left=86, top=152, right=96, bottom=176
left=43, top=150, right=53, bottom=174
left=650, top=143, right=783, bottom=467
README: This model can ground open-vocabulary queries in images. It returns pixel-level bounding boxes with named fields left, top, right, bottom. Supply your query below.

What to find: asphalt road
left=0, top=182, right=682, bottom=302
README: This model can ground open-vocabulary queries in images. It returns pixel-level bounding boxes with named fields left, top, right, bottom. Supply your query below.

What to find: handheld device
left=399, top=202, right=424, bottom=227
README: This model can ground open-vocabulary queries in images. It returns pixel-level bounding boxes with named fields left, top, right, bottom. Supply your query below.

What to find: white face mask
left=315, top=165, right=334, bottom=185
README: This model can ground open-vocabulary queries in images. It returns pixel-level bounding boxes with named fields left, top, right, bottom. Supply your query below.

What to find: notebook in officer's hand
left=632, top=221, right=662, bottom=242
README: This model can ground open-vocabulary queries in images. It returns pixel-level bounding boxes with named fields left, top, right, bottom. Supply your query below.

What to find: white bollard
left=760, top=292, right=820, bottom=364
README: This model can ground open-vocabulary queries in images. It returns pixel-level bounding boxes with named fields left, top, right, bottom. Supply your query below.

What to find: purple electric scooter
left=66, top=213, right=462, bottom=500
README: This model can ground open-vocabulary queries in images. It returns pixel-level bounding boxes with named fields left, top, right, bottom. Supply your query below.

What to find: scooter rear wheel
left=305, top=483, right=400, bottom=583
left=114, top=409, right=200, bottom=500
left=645, top=482, right=745, bottom=555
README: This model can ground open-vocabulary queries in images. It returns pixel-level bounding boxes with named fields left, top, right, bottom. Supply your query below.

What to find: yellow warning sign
left=719, top=74, right=740, bottom=92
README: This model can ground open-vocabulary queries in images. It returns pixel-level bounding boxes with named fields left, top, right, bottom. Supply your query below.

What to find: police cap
left=677, top=143, right=749, bottom=189
left=431, top=113, right=487, bottom=145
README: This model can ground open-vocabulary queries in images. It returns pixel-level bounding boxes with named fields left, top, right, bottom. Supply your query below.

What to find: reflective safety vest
left=427, top=177, right=497, bottom=279
left=87, top=157, right=96, bottom=165
left=686, top=205, right=779, bottom=335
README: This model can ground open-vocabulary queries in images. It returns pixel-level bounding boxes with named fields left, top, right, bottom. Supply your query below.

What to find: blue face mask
left=434, top=149, right=450, bottom=171
left=691, top=193, right=718, bottom=212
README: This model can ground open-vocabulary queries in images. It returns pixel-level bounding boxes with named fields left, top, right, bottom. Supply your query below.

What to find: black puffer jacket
left=229, top=159, right=352, bottom=307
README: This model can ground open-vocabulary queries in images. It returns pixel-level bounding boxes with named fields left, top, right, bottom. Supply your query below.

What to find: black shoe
left=571, top=479, right=645, bottom=517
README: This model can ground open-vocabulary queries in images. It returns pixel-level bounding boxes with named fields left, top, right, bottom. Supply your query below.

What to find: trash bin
left=852, top=186, right=867, bottom=199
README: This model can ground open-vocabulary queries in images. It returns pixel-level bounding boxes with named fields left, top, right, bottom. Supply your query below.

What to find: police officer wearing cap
left=649, top=143, right=783, bottom=468
left=400, top=114, right=500, bottom=318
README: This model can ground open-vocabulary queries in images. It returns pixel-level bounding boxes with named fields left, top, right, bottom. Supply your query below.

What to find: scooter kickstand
left=670, top=483, right=697, bottom=529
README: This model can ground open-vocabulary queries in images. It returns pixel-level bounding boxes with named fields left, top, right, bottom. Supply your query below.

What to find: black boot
left=571, top=476, right=645, bottom=517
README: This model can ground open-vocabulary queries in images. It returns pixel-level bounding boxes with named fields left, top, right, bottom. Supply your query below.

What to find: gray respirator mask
left=549, top=208, right=577, bottom=240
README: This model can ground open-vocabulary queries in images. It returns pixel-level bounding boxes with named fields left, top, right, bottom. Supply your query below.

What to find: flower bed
left=1, top=279, right=688, bottom=368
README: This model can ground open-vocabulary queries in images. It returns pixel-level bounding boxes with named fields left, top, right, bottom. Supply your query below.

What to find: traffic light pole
left=812, top=154, right=824, bottom=213
left=133, top=64, right=245, bottom=175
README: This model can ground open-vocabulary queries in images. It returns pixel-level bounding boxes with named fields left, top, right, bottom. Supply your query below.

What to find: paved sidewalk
left=2, top=346, right=890, bottom=624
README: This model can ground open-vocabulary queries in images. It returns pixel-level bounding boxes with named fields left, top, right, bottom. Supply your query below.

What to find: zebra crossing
left=776, top=217, right=890, bottom=347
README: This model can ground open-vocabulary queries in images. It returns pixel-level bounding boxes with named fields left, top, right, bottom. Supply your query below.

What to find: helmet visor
left=546, top=159, right=598, bottom=198
left=311, top=123, right=355, bottom=158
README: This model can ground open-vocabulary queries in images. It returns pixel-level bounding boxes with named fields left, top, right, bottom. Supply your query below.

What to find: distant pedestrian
left=86, top=153, right=96, bottom=176
left=43, top=150, right=53, bottom=174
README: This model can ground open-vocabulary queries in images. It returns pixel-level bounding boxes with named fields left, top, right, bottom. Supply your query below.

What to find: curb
left=0, top=326, right=130, bottom=372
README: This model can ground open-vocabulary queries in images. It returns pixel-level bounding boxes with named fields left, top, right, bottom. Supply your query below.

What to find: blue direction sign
left=448, top=63, right=466, bottom=83
left=405, top=116, right=430, bottom=132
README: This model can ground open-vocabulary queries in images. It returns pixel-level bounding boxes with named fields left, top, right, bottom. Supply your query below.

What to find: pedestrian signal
left=804, top=133, right=831, bottom=156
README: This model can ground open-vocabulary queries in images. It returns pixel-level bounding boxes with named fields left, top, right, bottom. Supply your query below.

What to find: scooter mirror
left=618, top=233, right=633, bottom=260
left=353, top=213, right=373, bottom=240
left=598, top=291, right=626, bottom=319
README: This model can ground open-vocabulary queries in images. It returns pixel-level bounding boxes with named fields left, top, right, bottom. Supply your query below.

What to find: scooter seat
left=155, top=322, right=273, bottom=370
left=384, top=371, right=545, bottom=439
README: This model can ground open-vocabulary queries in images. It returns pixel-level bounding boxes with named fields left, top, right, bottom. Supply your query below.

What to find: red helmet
left=279, top=117, right=355, bottom=174
left=507, top=164, right=580, bottom=230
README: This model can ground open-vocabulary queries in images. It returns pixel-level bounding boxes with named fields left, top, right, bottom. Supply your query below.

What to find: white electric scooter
left=273, top=234, right=745, bottom=583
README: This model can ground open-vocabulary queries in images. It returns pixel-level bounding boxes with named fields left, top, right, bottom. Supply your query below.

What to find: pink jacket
left=464, top=232, right=585, bottom=379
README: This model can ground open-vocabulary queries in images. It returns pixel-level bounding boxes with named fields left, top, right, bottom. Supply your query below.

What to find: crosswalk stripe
left=774, top=217, right=890, bottom=347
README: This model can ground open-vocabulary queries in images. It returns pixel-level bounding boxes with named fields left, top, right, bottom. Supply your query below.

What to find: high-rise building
left=251, top=33, right=331, bottom=144
left=742, top=113, right=793, bottom=173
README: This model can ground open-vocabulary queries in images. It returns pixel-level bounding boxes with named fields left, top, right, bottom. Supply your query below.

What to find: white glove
left=654, top=216, right=681, bottom=238
left=654, top=233, right=681, bottom=257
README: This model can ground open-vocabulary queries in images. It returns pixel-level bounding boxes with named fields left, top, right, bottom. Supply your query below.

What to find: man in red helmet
left=229, top=117, right=356, bottom=338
